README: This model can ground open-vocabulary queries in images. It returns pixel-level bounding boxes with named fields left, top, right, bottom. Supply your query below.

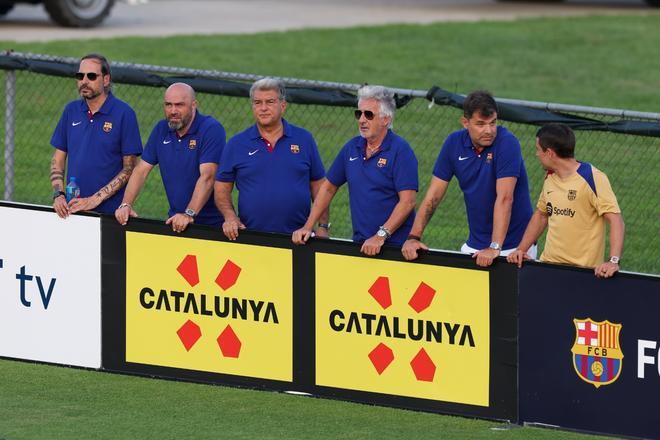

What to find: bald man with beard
left=116, top=82, right=226, bottom=232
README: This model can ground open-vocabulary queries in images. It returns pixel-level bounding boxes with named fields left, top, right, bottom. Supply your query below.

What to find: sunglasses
left=75, top=72, right=101, bottom=81
left=354, top=109, right=376, bottom=121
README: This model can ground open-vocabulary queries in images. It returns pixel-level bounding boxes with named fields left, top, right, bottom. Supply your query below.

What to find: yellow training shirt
left=537, top=162, right=620, bottom=268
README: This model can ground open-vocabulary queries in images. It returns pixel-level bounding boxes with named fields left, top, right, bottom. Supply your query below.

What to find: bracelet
left=118, top=203, right=131, bottom=210
left=52, top=191, right=65, bottom=200
left=317, top=222, right=331, bottom=229
left=407, top=234, right=421, bottom=241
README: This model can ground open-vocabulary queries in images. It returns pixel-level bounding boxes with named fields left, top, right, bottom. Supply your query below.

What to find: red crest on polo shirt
left=103, top=122, right=113, bottom=133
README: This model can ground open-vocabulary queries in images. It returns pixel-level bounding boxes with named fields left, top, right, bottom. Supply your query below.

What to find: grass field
left=0, top=359, right=606, bottom=440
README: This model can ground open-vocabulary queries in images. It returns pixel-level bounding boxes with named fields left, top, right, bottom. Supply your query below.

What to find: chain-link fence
left=1, top=53, right=658, bottom=274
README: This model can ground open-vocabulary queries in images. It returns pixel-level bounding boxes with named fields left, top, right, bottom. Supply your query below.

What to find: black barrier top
left=426, top=86, right=660, bottom=138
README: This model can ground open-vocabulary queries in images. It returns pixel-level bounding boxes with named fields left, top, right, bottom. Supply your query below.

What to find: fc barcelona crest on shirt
left=486, top=152, right=493, bottom=163
left=290, top=144, right=300, bottom=154
left=103, top=122, right=113, bottom=133
left=571, top=318, right=623, bottom=388
left=188, top=139, right=197, bottom=150
left=377, top=158, right=387, bottom=168
left=568, top=189, right=577, bottom=201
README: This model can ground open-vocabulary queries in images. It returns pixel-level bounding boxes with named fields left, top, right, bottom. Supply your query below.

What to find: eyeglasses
left=75, top=72, right=100, bottom=81
left=354, top=110, right=375, bottom=121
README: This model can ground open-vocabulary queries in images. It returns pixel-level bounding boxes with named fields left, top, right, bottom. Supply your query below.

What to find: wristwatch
left=317, top=222, right=331, bottom=230
left=376, top=226, right=391, bottom=240
left=52, top=190, right=65, bottom=200
left=489, top=241, right=501, bottom=251
left=184, top=208, right=197, bottom=218
left=609, top=256, right=620, bottom=264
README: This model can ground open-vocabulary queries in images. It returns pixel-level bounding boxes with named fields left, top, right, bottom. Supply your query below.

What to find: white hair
left=358, top=85, right=396, bottom=127
left=250, top=77, right=286, bottom=101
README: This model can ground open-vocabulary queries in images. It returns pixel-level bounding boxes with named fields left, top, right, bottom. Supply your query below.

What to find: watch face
left=185, top=208, right=196, bottom=217
left=377, top=229, right=387, bottom=238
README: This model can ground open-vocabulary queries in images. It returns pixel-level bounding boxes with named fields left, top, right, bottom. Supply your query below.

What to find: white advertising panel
left=0, top=205, right=101, bottom=368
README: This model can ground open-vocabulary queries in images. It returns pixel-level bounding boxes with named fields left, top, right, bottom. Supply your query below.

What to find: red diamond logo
left=217, top=325, right=242, bottom=358
left=368, top=342, right=394, bottom=375
left=410, top=348, right=436, bottom=382
left=408, top=282, right=436, bottom=313
left=368, top=276, right=392, bottom=310
left=177, top=254, right=199, bottom=287
left=176, top=319, right=201, bottom=351
left=215, top=260, right=241, bottom=291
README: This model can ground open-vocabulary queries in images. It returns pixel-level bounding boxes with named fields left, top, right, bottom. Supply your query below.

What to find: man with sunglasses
left=50, top=53, right=142, bottom=218
left=215, top=78, right=328, bottom=240
left=115, top=83, right=226, bottom=233
left=401, top=90, right=534, bottom=267
left=292, top=85, right=418, bottom=256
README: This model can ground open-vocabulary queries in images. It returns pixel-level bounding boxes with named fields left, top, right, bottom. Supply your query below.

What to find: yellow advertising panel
left=126, top=232, right=292, bottom=382
left=316, top=253, right=489, bottom=406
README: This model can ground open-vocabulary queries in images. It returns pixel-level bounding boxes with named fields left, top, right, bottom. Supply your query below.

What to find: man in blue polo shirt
left=115, top=83, right=225, bottom=232
left=401, top=90, right=534, bottom=267
left=50, top=53, right=142, bottom=217
left=292, top=85, right=418, bottom=256
left=215, top=78, right=328, bottom=239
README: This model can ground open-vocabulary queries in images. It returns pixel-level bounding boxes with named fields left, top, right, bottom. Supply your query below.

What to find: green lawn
left=0, top=359, right=605, bottom=440
left=0, top=14, right=658, bottom=273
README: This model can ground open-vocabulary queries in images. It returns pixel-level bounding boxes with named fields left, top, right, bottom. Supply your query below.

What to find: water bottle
left=65, top=177, right=80, bottom=202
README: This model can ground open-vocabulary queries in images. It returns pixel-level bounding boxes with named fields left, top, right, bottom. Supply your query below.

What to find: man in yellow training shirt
left=507, top=123, right=624, bottom=278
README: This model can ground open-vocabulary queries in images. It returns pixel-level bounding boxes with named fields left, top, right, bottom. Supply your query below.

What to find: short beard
left=167, top=120, right=183, bottom=130
left=80, top=87, right=101, bottom=101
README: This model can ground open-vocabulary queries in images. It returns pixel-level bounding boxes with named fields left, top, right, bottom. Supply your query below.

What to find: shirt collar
left=79, top=91, right=115, bottom=115
left=248, top=118, right=291, bottom=140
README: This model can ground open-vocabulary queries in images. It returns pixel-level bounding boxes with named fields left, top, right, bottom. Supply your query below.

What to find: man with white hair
left=115, top=82, right=226, bottom=232
left=292, top=85, right=418, bottom=256
left=215, top=77, right=328, bottom=239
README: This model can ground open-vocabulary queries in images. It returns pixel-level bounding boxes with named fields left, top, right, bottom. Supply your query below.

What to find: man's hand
left=506, top=249, right=531, bottom=268
left=53, top=195, right=69, bottom=218
left=473, top=247, right=500, bottom=267
left=222, top=217, right=245, bottom=241
left=401, top=238, right=429, bottom=261
left=594, top=261, right=619, bottom=279
left=68, top=196, right=100, bottom=213
left=361, top=234, right=385, bottom=256
left=292, top=228, right=314, bottom=245
left=115, top=204, right=138, bottom=226
left=166, top=213, right=194, bottom=233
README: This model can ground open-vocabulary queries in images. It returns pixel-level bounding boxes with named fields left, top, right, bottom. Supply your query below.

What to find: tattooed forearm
left=50, top=158, right=65, bottom=190
left=93, top=157, right=136, bottom=202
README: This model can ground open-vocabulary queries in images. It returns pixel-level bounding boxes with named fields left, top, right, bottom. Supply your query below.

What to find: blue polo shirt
left=142, top=112, right=225, bottom=226
left=326, top=129, right=418, bottom=246
left=216, top=119, right=325, bottom=234
left=433, top=126, right=533, bottom=250
left=51, top=92, right=142, bottom=214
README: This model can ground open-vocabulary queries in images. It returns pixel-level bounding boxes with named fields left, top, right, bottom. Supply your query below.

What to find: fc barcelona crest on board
left=571, top=318, right=623, bottom=388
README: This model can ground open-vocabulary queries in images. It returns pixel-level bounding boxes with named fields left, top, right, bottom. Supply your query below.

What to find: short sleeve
left=393, top=143, right=418, bottom=192
left=326, top=144, right=349, bottom=187
left=216, top=137, right=237, bottom=182
left=141, top=125, right=160, bottom=166
left=200, top=121, right=226, bottom=165
left=50, top=109, right=69, bottom=152
left=432, top=137, right=454, bottom=181
left=119, top=106, right=143, bottom=156
left=307, top=134, right=326, bottom=181
left=495, top=133, right=522, bottom=179
left=592, top=170, right=620, bottom=216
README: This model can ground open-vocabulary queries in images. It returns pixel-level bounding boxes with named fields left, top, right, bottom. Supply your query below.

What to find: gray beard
left=168, top=120, right=183, bottom=130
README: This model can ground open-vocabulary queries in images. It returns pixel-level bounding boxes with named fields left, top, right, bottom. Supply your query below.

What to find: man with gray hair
left=292, top=85, right=418, bottom=256
left=215, top=77, right=328, bottom=239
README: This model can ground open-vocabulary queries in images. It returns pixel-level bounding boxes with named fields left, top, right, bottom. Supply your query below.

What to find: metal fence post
left=4, top=69, right=16, bottom=201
